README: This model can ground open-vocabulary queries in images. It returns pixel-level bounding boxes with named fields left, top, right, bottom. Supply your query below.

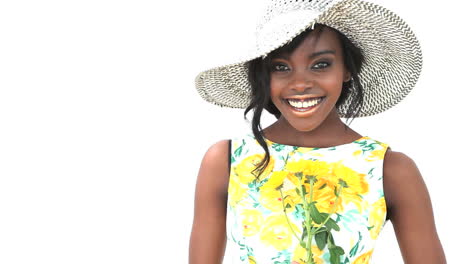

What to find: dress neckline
left=255, top=133, right=368, bottom=150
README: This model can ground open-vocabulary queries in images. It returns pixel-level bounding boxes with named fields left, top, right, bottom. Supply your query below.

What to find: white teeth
left=287, top=97, right=323, bottom=108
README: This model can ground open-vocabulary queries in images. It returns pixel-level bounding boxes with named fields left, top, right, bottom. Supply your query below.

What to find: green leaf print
left=329, top=246, right=345, bottom=264
left=343, top=256, right=351, bottom=264
left=246, top=245, right=254, bottom=254
left=273, top=261, right=289, bottom=264
left=236, top=238, right=255, bottom=263
left=271, top=250, right=291, bottom=264
left=324, top=218, right=340, bottom=231
left=272, top=143, right=285, bottom=152
left=368, top=167, right=375, bottom=179
left=333, top=186, right=339, bottom=197
left=233, top=139, right=245, bottom=158
left=293, top=204, right=305, bottom=220
left=309, top=202, right=326, bottom=224
left=301, top=225, right=307, bottom=241
left=335, top=213, right=342, bottom=222
left=362, top=142, right=379, bottom=152
left=349, top=232, right=363, bottom=257
left=295, top=188, right=302, bottom=196
left=339, top=179, right=349, bottom=188
left=328, top=231, right=336, bottom=245
left=356, top=140, right=368, bottom=148
left=315, top=230, right=327, bottom=250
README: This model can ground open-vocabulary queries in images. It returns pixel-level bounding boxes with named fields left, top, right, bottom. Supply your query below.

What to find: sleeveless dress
left=225, top=132, right=390, bottom=264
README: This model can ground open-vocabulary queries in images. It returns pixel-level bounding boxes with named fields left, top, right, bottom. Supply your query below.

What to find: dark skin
left=189, top=28, right=446, bottom=264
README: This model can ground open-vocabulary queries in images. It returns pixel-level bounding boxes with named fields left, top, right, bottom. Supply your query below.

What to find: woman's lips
left=285, top=96, right=325, bottom=114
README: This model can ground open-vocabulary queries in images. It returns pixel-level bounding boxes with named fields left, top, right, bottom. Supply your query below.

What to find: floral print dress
left=225, top=132, right=390, bottom=264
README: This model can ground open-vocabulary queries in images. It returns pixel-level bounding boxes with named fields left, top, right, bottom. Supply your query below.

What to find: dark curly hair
left=243, top=23, right=365, bottom=181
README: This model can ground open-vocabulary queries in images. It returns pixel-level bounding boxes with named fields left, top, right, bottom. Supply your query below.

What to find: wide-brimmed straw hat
left=194, top=0, right=423, bottom=118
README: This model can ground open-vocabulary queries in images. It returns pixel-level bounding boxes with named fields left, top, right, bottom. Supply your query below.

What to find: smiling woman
left=190, top=0, right=447, bottom=263
left=246, top=24, right=365, bottom=174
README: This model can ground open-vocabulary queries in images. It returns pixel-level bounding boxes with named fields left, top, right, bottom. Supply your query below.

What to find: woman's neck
left=262, top=109, right=361, bottom=148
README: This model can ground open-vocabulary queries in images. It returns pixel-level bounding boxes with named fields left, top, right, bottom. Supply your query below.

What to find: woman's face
left=269, top=27, right=350, bottom=132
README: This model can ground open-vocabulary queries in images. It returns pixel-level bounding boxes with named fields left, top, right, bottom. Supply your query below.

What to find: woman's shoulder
left=202, top=139, right=231, bottom=171
left=380, top=147, right=445, bottom=261
left=382, top=147, right=424, bottom=212
left=195, top=138, right=232, bottom=202
left=383, top=148, right=420, bottom=182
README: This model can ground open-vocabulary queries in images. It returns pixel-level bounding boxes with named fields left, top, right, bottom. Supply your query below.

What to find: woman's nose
left=289, top=71, right=313, bottom=92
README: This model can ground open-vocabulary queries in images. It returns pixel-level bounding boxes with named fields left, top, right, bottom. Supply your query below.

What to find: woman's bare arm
left=189, top=140, right=230, bottom=264
left=383, top=149, right=447, bottom=263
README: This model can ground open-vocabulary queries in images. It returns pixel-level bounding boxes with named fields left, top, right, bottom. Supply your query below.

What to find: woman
left=190, top=0, right=446, bottom=263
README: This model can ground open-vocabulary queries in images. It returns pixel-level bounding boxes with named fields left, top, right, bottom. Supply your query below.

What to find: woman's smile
left=284, top=96, right=326, bottom=114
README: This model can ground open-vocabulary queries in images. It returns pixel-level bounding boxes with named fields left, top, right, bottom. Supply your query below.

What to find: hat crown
left=256, top=0, right=342, bottom=34
left=252, top=0, right=344, bottom=58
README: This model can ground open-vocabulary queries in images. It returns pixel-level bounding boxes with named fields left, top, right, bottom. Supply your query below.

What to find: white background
left=0, top=0, right=465, bottom=263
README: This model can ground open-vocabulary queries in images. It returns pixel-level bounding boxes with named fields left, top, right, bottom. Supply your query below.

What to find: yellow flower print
left=259, top=214, right=300, bottom=251
left=285, top=159, right=331, bottom=185
left=248, top=255, right=256, bottom=264
left=352, top=149, right=362, bottom=157
left=341, top=188, right=368, bottom=213
left=240, top=209, right=264, bottom=236
left=365, top=148, right=386, bottom=162
left=309, top=179, right=345, bottom=214
left=292, top=244, right=324, bottom=264
left=259, top=188, right=283, bottom=212
left=369, top=197, right=387, bottom=239
left=330, top=161, right=369, bottom=194
left=228, top=176, right=248, bottom=207
left=234, top=154, right=275, bottom=184
left=286, top=172, right=306, bottom=189
left=259, top=187, right=299, bottom=213
left=352, top=249, right=374, bottom=264
left=285, top=159, right=330, bottom=177
left=286, top=187, right=303, bottom=206
left=303, top=161, right=368, bottom=213
left=282, top=174, right=301, bottom=191
left=261, top=171, right=288, bottom=190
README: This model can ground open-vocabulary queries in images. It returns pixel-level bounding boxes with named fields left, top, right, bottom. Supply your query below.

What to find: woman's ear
left=344, top=71, right=351, bottom=82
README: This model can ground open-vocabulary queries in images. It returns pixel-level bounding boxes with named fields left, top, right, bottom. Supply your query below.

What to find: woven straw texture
left=195, top=0, right=423, bottom=118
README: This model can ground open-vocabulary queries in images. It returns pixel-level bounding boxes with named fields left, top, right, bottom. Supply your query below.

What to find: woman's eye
left=312, top=61, right=330, bottom=69
left=272, top=64, right=289, bottom=72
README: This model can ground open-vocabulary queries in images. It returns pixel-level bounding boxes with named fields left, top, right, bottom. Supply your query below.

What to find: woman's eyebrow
left=273, top=49, right=336, bottom=60
left=308, top=50, right=336, bottom=58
